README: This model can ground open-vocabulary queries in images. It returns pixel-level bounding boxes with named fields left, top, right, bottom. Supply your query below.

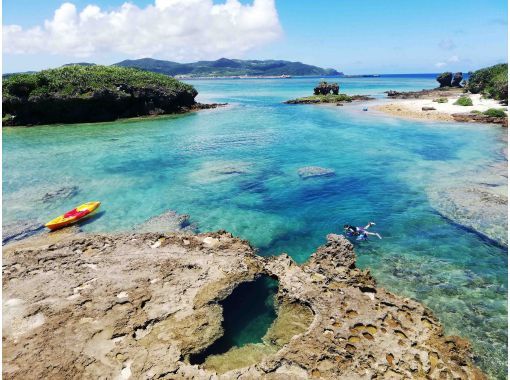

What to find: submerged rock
left=2, top=220, right=44, bottom=245
left=428, top=186, right=508, bottom=246
left=135, top=210, right=197, bottom=233
left=2, top=231, right=485, bottom=379
left=40, top=185, right=79, bottom=203
left=190, top=161, right=251, bottom=183
left=298, top=166, right=335, bottom=179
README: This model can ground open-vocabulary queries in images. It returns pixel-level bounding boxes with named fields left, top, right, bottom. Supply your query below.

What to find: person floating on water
left=344, top=222, right=382, bottom=240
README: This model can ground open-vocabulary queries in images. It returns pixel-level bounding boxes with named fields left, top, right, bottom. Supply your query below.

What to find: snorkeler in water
left=344, top=222, right=382, bottom=240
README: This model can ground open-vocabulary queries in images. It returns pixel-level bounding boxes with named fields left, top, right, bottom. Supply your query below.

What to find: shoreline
left=371, top=94, right=507, bottom=126
left=1, top=102, right=228, bottom=128
left=2, top=231, right=485, bottom=379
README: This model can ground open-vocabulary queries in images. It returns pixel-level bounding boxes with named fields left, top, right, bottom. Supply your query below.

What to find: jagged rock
left=313, top=82, right=339, bottom=95
left=135, top=210, right=197, bottom=233
left=452, top=72, right=463, bottom=87
left=436, top=72, right=453, bottom=87
left=422, top=106, right=437, bottom=111
left=385, top=87, right=463, bottom=99
left=298, top=166, right=335, bottom=179
left=2, top=232, right=486, bottom=379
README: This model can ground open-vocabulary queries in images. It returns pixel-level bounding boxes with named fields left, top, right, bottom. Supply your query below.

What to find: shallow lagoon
left=3, top=76, right=507, bottom=378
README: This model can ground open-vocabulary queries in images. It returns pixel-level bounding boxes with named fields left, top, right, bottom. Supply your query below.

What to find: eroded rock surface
left=2, top=232, right=485, bottom=379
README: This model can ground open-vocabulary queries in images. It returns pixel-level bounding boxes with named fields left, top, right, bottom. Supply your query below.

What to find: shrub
left=454, top=96, right=473, bottom=106
left=3, top=65, right=197, bottom=100
left=433, top=98, right=448, bottom=103
left=470, top=110, right=482, bottom=114
left=483, top=108, right=507, bottom=117
left=466, top=63, right=508, bottom=102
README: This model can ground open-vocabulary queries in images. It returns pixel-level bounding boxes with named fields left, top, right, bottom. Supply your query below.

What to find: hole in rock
left=189, top=275, right=314, bottom=374
left=189, top=275, right=279, bottom=365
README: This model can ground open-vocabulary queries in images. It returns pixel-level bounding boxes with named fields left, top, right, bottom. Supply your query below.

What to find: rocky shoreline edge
left=3, top=230, right=485, bottom=379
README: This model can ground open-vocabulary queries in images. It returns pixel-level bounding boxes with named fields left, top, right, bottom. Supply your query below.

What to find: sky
left=2, top=0, right=508, bottom=74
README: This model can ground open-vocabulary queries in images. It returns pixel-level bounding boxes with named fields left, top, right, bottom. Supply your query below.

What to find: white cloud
left=3, top=0, right=282, bottom=60
left=434, top=55, right=460, bottom=68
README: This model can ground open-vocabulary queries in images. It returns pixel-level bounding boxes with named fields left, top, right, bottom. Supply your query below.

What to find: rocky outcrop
left=2, top=66, right=226, bottom=126
left=2, top=231, right=485, bottom=379
left=313, top=82, right=339, bottom=95
left=452, top=72, right=463, bottom=87
left=436, top=72, right=454, bottom=87
left=385, top=87, right=463, bottom=99
left=434, top=72, right=464, bottom=88
left=452, top=112, right=508, bottom=127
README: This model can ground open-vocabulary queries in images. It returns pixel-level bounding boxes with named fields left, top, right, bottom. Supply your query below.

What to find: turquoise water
left=2, top=76, right=507, bottom=378
left=189, top=276, right=278, bottom=364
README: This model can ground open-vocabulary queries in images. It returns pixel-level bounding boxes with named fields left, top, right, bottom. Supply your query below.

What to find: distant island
left=2, top=65, right=222, bottom=126
left=285, top=81, right=374, bottom=105
left=114, top=57, right=342, bottom=78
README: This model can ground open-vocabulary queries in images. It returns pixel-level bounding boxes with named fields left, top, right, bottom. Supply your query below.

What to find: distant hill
left=114, top=58, right=342, bottom=77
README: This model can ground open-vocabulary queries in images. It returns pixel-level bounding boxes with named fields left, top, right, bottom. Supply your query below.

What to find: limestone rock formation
left=452, top=72, right=463, bottom=87
left=2, top=231, right=485, bottom=379
left=313, top=82, right=340, bottom=95
left=437, top=72, right=454, bottom=87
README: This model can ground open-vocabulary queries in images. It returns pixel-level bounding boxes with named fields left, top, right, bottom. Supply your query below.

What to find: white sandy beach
left=374, top=93, right=506, bottom=122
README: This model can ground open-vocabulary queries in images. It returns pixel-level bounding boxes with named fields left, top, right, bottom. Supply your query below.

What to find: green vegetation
left=466, top=63, right=508, bottom=102
left=433, top=98, right=448, bottom=103
left=3, top=65, right=196, bottom=100
left=482, top=108, right=507, bottom=117
left=115, top=57, right=341, bottom=77
left=2, top=65, right=199, bottom=126
left=285, top=94, right=353, bottom=104
left=470, top=110, right=482, bottom=114
left=454, top=96, right=473, bottom=106
left=303, top=94, right=352, bottom=102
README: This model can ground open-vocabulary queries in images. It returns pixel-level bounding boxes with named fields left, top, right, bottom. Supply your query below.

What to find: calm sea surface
left=3, top=75, right=507, bottom=378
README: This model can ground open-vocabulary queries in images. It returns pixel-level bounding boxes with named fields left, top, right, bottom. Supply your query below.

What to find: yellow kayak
left=45, top=201, right=101, bottom=231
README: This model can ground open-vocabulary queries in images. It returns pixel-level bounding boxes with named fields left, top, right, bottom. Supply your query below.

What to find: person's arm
left=364, top=222, right=375, bottom=229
